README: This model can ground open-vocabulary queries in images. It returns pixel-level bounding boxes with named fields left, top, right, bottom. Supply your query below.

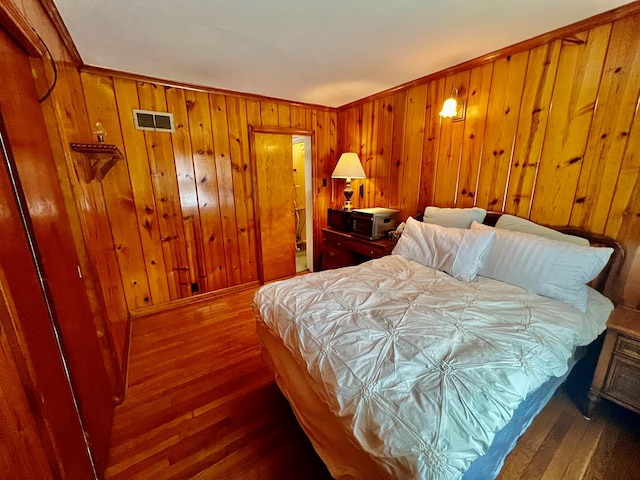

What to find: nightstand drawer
left=615, top=335, right=640, bottom=361
left=587, top=306, right=640, bottom=418
left=321, top=227, right=397, bottom=271
left=604, top=354, right=640, bottom=409
left=322, top=246, right=352, bottom=269
left=348, top=238, right=389, bottom=259
left=322, top=230, right=347, bottom=249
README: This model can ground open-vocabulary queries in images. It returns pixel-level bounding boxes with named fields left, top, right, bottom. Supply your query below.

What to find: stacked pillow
left=470, top=221, right=611, bottom=312
left=392, top=207, right=613, bottom=312
left=392, top=217, right=495, bottom=282
left=494, top=214, right=589, bottom=246
left=423, top=206, right=487, bottom=228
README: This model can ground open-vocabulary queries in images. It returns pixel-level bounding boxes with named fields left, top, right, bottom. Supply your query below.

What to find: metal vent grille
left=133, top=109, right=175, bottom=132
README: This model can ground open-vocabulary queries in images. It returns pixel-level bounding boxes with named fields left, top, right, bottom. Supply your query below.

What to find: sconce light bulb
left=93, top=122, right=107, bottom=143
left=439, top=98, right=458, bottom=118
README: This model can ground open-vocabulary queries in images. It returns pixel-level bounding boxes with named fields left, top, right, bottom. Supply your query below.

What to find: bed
left=254, top=209, right=624, bottom=480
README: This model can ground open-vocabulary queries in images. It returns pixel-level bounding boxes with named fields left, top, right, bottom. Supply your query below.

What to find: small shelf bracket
left=70, top=143, right=124, bottom=182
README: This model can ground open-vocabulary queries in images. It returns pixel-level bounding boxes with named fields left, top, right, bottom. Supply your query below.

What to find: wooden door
left=0, top=263, right=56, bottom=479
left=0, top=118, right=95, bottom=479
left=254, top=133, right=297, bottom=281
left=0, top=28, right=112, bottom=477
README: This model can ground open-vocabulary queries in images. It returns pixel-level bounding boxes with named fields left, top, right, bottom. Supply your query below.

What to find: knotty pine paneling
left=337, top=12, right=640, bottom=307
left=210, top=93, right=243, bottom=286
left=138, top=82, right=193, bottom=299
left=79, top=72, right=336, bottom=312
left=434, top=71, right=471, bottom=207
left=312, top=109, right=337, bottom=270
left=115, top=77, right=173, bottom=304
left=82, top=74, right=155, bottom=308
left=504, top=41, right=559, bottom=217
left=530, top=25, right=611, bottom=226
left=476, top=51, right=528, bottom=212
left=398, top=84, right=427, bottom=220
left=226, top=96, right=258, bottom=284
left=458, top=64, right=492, bottom=209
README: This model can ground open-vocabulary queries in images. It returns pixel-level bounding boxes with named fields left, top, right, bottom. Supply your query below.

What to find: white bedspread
left=254, top=255, right=612, bottom=479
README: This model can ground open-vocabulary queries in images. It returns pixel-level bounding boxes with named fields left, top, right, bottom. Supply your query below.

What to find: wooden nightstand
left=321, top=228, right=396, bottom=270
left=586, top=306, right=640, bottom=418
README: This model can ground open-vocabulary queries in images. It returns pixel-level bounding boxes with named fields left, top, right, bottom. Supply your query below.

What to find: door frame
left=292, top=135, right=314, bottom=272
left=249, top=125, right=315, bottom=283
left=0, top=18, right=112, bottom=476
left=0, top=110, right=98, bottom=478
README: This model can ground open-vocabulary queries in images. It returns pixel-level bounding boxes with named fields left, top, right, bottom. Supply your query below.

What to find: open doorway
left=251, top=127, right=314, bottom=283
left=292, top=135, right=313, bottom=273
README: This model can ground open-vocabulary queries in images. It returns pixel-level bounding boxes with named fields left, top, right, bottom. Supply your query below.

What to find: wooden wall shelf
left=70, top=143, right=124, bottom=182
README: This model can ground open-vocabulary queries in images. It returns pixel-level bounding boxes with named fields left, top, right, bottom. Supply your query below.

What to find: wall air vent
left=133, top=109, right=175, bottom=133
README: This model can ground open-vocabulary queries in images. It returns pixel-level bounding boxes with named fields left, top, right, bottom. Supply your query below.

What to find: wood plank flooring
left=106, top=287, right=640, bottom=479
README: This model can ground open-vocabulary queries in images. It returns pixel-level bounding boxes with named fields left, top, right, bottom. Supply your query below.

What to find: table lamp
left=331, top=153, right=366, bottom=211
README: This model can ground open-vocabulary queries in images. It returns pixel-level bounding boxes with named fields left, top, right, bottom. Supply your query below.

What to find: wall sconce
left=439, top=87, right=466, bottom=121
left=439, top=88, right=458, bottom=118
left=331, top=152, right=366, bottom=211
left=440, top=87, right=458, bottom=118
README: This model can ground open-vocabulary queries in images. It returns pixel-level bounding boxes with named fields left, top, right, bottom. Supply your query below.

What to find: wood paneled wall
left=337, top=11, right=640, bottom=308
left=10, top=2, right=638, bottom=380
left=78, top=71, right=336, bottom=312
left=4, top=0, right=337, bottom=388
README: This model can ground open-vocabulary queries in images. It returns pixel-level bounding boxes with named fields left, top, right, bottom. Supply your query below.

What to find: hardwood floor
left=106, top=287, right=640, bottom=479
left=498, top=386, right=640, bottom=479
left=105, top=288, right=330, bottom=480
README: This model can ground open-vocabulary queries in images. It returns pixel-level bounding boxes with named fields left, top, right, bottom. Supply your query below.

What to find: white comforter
left=254, top=255, right=612, bottom=479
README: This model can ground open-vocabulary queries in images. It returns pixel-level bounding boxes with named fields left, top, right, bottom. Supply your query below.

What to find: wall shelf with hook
left=70, top=143, right=124, bottom=182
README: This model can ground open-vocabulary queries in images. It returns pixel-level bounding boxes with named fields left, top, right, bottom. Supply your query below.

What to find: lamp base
left=342, top=181, right=354, bottom=211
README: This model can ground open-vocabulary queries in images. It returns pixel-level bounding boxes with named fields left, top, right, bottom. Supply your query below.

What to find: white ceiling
left=54, top=0, right=632, bottom=108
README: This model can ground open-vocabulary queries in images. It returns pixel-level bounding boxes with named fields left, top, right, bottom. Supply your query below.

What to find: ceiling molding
left=338, top=1, right=640, bottom=111
left=40, top=0, right=83, bottom=67
left=80, top=64, right=336, bottom=112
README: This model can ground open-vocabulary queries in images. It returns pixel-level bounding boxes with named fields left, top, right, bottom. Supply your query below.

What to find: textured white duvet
left=254, top=255, right=613, bottom=479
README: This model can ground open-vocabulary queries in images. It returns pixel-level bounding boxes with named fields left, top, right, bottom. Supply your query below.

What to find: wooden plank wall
left=79, top=71, right=336, bottom=312
left=5, top=0, right=337, bottom=382
left=337, top=12, right=640, bottom=308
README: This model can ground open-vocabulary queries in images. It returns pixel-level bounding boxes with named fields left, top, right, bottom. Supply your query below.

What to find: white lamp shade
left=439, top=97, right=458, bottom=118
left=331, top=153, right=366, bottom=179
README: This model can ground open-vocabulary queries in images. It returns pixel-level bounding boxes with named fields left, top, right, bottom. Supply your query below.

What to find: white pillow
left=471, top=222, right=613, bottom=312
left=392, top=217, right=496, bottom=281
left=495, top=214, right=589, bottom=246
left=423, top=206, right=487, bottom=228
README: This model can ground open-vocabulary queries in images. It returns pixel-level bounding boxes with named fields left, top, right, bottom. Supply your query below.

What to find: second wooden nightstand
left=322, top=228, right=396, bottom=270
left=586, top=306, right=640, bottom=418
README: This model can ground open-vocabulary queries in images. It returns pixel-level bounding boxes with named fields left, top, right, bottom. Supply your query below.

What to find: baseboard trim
left=129, top=281, right=261, bottom=320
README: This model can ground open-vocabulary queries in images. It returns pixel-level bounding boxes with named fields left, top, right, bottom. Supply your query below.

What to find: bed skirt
left=257, top=322, right=583, bottom=480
